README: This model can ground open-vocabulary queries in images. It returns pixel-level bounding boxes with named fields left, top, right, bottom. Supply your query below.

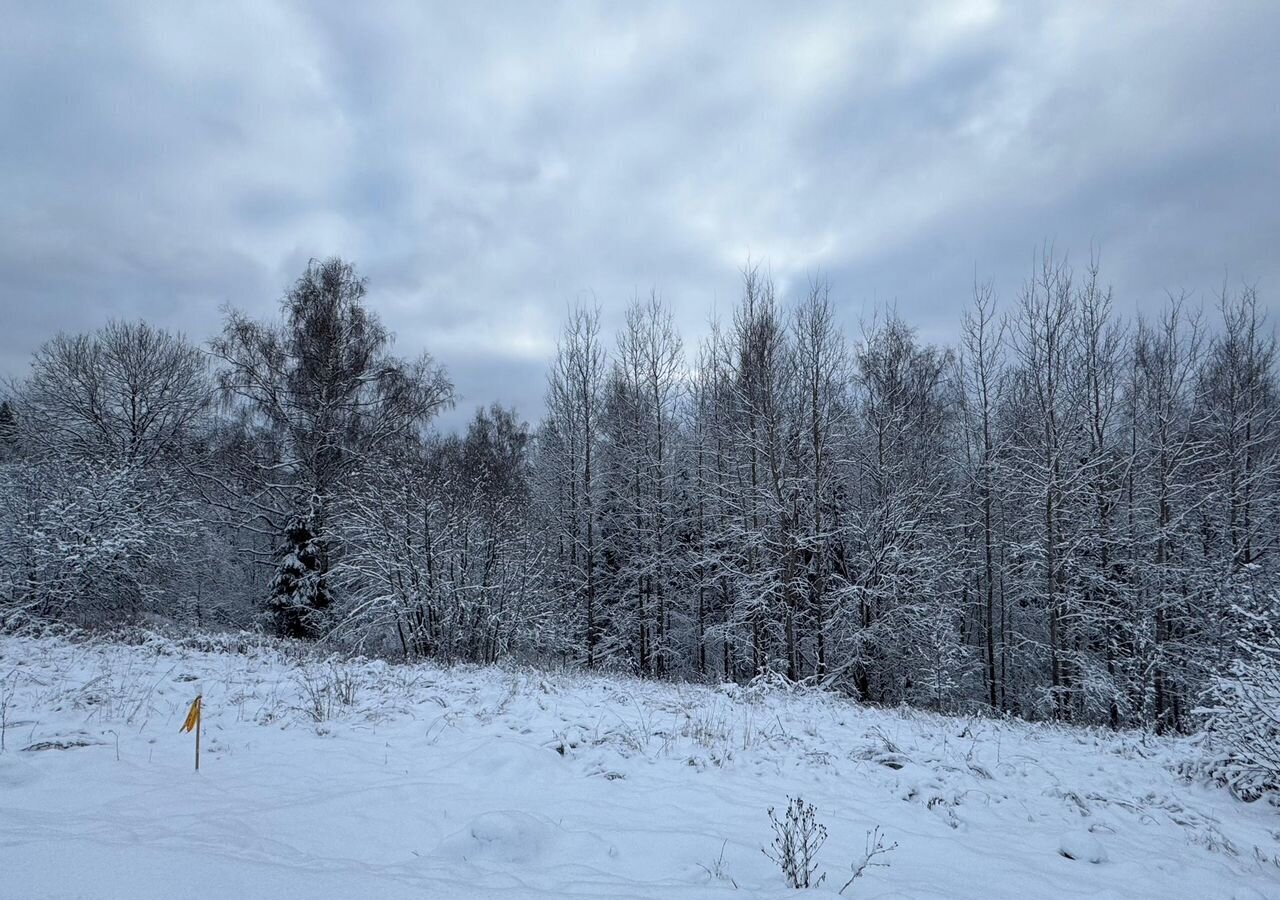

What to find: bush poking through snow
left=763, top=796, right=827, bottom=888
left=762, top=798, right=897, bottom=892
left=839, top=826, right=898, bottom=894
left=295, top=662, right=359, bottom=723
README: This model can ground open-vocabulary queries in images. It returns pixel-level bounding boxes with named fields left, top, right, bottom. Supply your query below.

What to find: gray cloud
left=2, top=1, right=1277, bottom=429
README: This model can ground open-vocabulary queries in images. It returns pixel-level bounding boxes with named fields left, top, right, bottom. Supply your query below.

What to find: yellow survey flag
left=180, top=695, right=201, bottom=733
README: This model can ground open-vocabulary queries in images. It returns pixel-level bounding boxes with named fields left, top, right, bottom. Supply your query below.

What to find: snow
left=1058, top=829, right=1109, bottom=864
left=0, top=632, right=1277, bottom=899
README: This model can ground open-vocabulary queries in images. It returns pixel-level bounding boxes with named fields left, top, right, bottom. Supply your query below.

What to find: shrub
left=1199, top=637, right=1280, bottom=802
left=763, top=796, right=827, bottom=889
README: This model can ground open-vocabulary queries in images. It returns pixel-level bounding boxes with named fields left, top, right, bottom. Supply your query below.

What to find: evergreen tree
left=267, top=503, right=331, bottom=639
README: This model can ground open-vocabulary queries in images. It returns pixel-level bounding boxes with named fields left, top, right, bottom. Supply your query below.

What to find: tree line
left=2, top=253, right=1277, bottom=734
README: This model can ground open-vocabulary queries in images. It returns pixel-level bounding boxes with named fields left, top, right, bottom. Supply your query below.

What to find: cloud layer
left=3, top=1, right=1277, bottom=426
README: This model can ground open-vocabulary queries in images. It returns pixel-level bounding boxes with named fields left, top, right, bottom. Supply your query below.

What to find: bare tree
left=1009, top=250, right=1079, bottom=719
left=790, top=280, right=853, bottom=679
left=729, top=266, right=795, bottom=677
left=208, top=257, right=452, bottom=638
left=959, top=278, right=1008, bottom=710
left=1128, top=295, right=1207, bottom=730
left=600, top=293, right=686, bottom=674
left=688, top=317, right=739, bottom=677
left=843, top=311, right=960, bottom=706
left=21, top=320, right=209, bottom=466
left=543, top=303, right=607, bottom=666
left=1070, top=258, right=1129, bottom=723
left=335, top=406, right=552, bottom=663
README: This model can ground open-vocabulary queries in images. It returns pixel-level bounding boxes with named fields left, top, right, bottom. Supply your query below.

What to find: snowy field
left=0, top=632, right=1277, bottom=899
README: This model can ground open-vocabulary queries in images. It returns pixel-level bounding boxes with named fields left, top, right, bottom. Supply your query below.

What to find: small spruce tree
left=267, top=505, right=331, bottom=639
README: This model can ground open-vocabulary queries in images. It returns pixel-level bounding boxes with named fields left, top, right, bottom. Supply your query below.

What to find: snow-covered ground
left=0, top=632, right=1277, bottom=899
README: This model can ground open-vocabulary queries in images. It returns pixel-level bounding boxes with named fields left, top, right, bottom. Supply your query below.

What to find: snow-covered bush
left=1198, top=600, right=1280, bottom=801
left=333, top=406, right=563, bottom=664
left=0, top=459, right=194, bottom=628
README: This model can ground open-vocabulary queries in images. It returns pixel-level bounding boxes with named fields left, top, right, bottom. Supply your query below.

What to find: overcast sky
left=2, top=2, right=1277, bottom=428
